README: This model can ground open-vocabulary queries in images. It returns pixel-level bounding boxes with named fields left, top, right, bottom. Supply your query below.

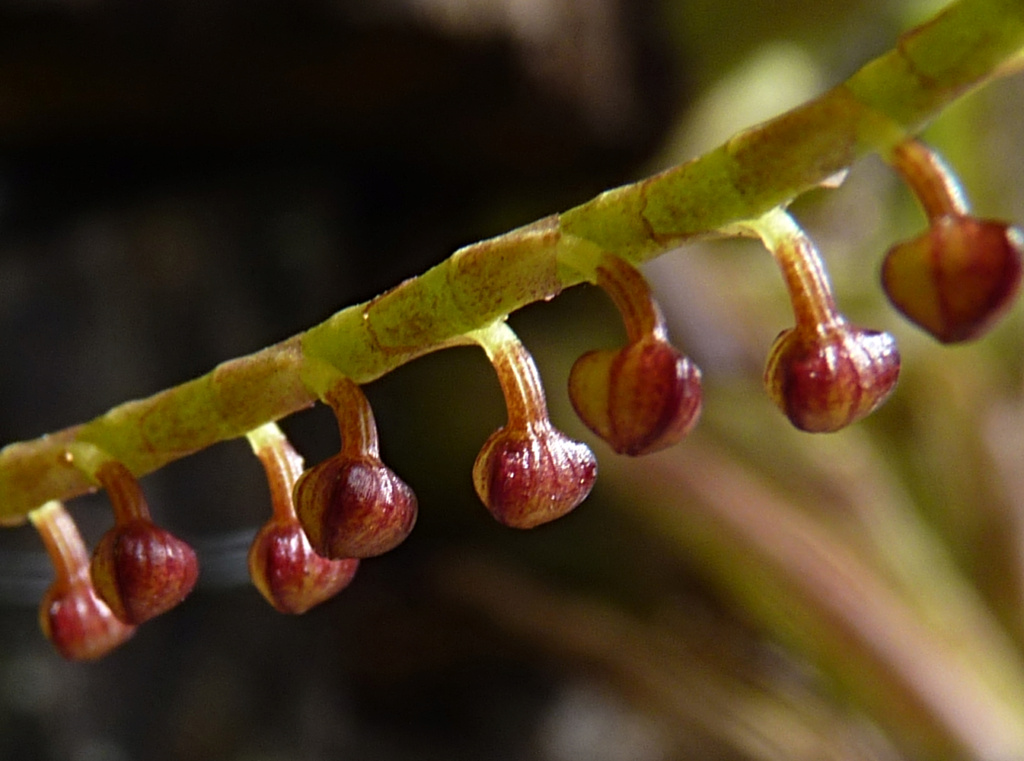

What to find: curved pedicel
left=247, top=423, right=359, bottom=615
left=470, top=321, right=597, bottom=529
left=882, top=139, right=1024, bottom=343
left=739, top=209, right=901, bottom=433
left=30, top=501, right=136, bottom=660
left=293, top=378, right=418, bottom=560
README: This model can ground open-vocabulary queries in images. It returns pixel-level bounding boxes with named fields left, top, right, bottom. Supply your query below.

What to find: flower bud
left=40, top=581, right=137, bottom=661
left=294, top=453, right=417, bottom=559
left=470, top=321, right=598, bottom=528
left=30, top=501, right=136, bottom=660
left=248, top=519, right=359, bottom=614
left=882, top=215, right=1023, bottom=343
left=88, top=462, right=198, bottom=625
left=739, top=208, right=901, bottom=432
left=247, top=422, right=361, bottom=613
left=473, top=422, right=597, bottom=528
left=294, top=378, right=418, bottom=559
left=91, top=520, right=200, bottom=625
left=764, top=322, right=900, bottom=433
left=569, top=337, right=702, bottom=455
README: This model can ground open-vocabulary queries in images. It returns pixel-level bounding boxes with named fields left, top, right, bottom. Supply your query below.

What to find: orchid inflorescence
left=25, top=134, right=1023, bottom=660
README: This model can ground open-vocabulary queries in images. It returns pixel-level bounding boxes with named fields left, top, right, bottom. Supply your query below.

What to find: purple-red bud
left=248, top=519, right=358, bottom=614
left=764, top=322, right=900, bottom=433
left=882, top=215, right=1023, bottom=343
left=566, top=254, right=702, bottom=454
left=294, top=453, right=417, bottom=559
left=473, top=422, right=597, bottom=528
left=89, top=462, right=198, bottom=625
left=470, top=321, right=598, bottom=527
left=294, top=378, right=418, bottom=559
left=569, top=336, right=702, bottom=455
left=40, top=581, right=137, bottom=661
left=248, top=424, right=360, bottom=613
left=31, top=501, right=136, bottom=660
left=91, top=519, right=199, bottom=625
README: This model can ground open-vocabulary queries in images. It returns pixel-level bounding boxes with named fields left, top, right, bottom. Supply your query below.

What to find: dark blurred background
left=3, top=1, right=1023, bottom=760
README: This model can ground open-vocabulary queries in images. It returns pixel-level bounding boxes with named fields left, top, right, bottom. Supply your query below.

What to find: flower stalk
left=561, top=249, right=703, bottom=455
left=0, top=0, right=1021, bottom=522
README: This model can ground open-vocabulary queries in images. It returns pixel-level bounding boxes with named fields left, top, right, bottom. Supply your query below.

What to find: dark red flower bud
left=30, top=501, right=136, bottom=660
left=249, top=520, right=359, bottom=614
left=90, top=462, right=198, bottom=625
left=473, top=422, right=597, bottom=528
left=471, top=321, right=597, bottom=527
left=294, top=452, right=417, bottom=559
left=91, top=521, right=199, bottom=625
left=882, top=215, right=1023, bottom=343
left=247, top=423, right=360, bottom=613
left=764, top=322, right=900, bottom=433
left=563, top=254, right=702, bottom=455
left=740, top=208, right=901, bottom=432
left=569, top=337, right=702, bottom=455
left=292, top=378, right=417, bottom=559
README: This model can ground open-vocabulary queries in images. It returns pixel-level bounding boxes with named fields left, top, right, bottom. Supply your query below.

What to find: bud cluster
left=881, top=139, right=1023, bottom=343
left=26, top=137, right=1024, bottom=661
left=28, top=452, right=200, bottom=659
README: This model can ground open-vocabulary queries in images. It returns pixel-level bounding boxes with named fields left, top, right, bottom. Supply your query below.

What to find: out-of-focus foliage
left=1, top=1, right=1022, bottom=759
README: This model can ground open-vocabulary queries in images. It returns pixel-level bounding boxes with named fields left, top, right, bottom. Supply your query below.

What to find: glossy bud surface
left=31, top=501, right=135, bottom=660
left=764, top=323, right=900, bottom=433
left=91, top=519, right=199, bottom=625
left=569, top=337, right=702, bottom=455
left=248, top=520, right=359, bottom=614
left=882, top=215, right=1024, bottom=343
left=473, top=423, right=597, bottom=528
left=294, top=453, right=417, bottom=559
left=41, top=581, right=136, bottom=661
